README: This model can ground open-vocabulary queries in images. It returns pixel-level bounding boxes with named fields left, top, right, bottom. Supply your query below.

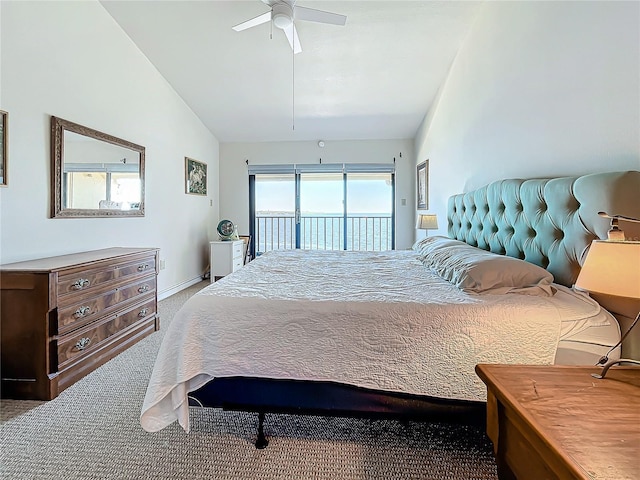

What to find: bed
left=140, top=170, right=640, bottom=446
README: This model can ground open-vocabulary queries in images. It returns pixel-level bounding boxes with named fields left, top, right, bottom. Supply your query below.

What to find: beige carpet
left=1, top=281, right=498, bottom=479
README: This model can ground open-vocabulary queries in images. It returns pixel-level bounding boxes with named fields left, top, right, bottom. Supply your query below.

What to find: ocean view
left=255, top=213, right=393, bottom=253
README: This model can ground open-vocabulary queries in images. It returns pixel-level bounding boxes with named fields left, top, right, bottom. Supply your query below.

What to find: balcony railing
left=255, top=215, right=393, bottom=253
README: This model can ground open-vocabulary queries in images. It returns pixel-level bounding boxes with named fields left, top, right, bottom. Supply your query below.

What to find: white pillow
left=414, top=236, right=461, bottom=254
left=417, top=236, right=556, bottom=296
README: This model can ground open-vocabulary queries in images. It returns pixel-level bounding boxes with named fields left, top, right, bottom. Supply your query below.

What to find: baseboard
left=158, top=276, right=205, bottom=301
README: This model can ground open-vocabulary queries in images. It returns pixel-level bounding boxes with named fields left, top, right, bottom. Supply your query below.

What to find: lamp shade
left=416, top=214, right=438, bottom=230
left=575, top=240, right=640, bottom=299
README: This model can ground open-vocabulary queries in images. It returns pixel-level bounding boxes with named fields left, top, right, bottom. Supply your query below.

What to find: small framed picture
left=417, top=160, right=428, bottom=209
left=185, top=157, right=207, bottom=195
left=0, top=110, right=7, bottom=186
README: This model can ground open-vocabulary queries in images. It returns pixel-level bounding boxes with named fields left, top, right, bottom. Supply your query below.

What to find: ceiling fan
left=232, top=0, right=347, bottom=54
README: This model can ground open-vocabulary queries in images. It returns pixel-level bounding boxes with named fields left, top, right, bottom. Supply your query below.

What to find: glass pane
left=62, top=129, right=142, bottom=213
left=346, top=173, right=393, bottom=251
left=300, top=173, right=344, bottom=250
left=111, top=173, right=141, bottom=209
left=255, top=174, right=295, bottom=253
left=66, top=172, right=107, bottom=209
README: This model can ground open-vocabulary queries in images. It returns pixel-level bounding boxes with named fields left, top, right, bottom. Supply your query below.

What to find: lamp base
left=591, top=359, right=640, bottom=379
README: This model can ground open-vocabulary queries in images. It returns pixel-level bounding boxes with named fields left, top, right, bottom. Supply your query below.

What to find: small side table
left=209, top=240, right=244, bottom=282
left=475, top=364, right=640, bottom=480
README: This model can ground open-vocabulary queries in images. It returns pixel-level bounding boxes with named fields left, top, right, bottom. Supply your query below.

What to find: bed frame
left=190, top=170, right=640, bottom=448
left=190, top=378, right=485, bottom=448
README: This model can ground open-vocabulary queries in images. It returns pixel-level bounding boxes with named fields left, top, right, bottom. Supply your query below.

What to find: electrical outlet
left=159, top=259, right=166, bottom=270
left=210, top=199, right=213, bottom=207
left=401, top=198, right=407, bottom=206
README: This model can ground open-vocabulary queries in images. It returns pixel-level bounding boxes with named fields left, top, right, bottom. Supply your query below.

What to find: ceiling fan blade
left=232, top=11, right=272, bottom=32
left=283, top=23, right=302, bottom=54
left=294, top=6, right=346, bottom=26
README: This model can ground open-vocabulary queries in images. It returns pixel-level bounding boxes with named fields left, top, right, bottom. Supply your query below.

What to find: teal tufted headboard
left=448, top=171, right=640, bottom=288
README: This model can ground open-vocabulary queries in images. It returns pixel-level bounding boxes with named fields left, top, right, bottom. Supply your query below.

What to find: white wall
left=219, top=139, right=416, bottom=249
left=414, top=0, right=640, bottom=238
left=0, top=1, right=219, bottom=297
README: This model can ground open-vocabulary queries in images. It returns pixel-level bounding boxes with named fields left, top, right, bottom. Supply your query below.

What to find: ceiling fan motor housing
left=272, top=3, right=293, bottom=30
left=234, top=0, right=346, bottom=55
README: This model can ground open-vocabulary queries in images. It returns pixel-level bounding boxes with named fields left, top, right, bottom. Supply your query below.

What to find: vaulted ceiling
left=101, top=1, right=481, bottom=143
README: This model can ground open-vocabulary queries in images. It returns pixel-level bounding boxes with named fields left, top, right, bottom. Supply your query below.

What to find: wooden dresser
left=1, top=247, right=160, bottom=400
left=476, top=364, right=640, bottom=480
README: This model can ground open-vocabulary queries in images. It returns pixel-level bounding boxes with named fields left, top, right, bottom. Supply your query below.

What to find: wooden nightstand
left=475, top=364, right=640, bottom=480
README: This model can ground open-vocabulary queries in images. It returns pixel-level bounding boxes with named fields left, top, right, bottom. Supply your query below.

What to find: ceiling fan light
left=273, top=13, right=292, bottom=29
left=272, top=3, right=293, bottom=30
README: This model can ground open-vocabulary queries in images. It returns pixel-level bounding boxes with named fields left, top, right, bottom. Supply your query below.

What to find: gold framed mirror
left=51, top=116, right=145, bottom=218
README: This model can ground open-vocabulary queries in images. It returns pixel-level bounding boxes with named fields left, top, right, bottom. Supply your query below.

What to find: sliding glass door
left=252, top=174, right=296, bottom=252
left=250, top=165, right=395, bottom=255
left=346, top=173, right=394, bottom=251
left=299, top=172, right=344, bottom=250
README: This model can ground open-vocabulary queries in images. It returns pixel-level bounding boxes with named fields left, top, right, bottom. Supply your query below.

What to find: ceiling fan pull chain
left=292, top=29, right=295, bottom=131
left=292, top=1, right=296, bottom=130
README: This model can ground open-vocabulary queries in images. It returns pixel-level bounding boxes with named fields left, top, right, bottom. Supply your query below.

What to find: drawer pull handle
left=74, top=337, right=91, bottom=351
left=138, top=285, right=149, bottom=293
left=137, top=264, right=150, bottom=272
left=71, top=278, right=90, bottom=290
left=74, top=306, right=91, bottom=318
left=138, top=308, right=148, bottom=318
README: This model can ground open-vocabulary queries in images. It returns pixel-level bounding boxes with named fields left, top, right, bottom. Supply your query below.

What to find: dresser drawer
left=57, top=255, right=156, bottom=300
left=233, top=241, right=244, bottom=259
left=57, top=298, right=156, bottom=368
left=58, top=275, right=156, bottom=334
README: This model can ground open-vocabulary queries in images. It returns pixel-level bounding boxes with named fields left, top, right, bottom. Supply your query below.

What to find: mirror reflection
left=63, top=131, right=141, bottom=210
left=51, top=117, right=145, bottom=218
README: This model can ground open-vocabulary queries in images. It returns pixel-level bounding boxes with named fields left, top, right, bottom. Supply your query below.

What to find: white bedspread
left=141, top=249, right=601, bottom=433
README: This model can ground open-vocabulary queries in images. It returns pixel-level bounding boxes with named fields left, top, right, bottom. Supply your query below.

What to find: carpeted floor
left=1, top=281, right=499, bottom=479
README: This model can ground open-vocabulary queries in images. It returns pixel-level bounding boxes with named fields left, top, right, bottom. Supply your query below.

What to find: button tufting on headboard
left=447, top=171, right=640, bottom=287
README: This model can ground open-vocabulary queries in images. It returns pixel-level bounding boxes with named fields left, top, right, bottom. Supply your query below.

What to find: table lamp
left=598, top=211, right=640, bottom=240
left=574, top=240, right=640, bottom=379
left=416, top=214, right=438, bottom=236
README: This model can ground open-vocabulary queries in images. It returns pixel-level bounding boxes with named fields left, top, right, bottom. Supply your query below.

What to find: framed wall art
left=417, top=159, right=428, bottom=210
left=185, top=157, right=207, bottom=195
left=0, top=110, right=7, bottom=186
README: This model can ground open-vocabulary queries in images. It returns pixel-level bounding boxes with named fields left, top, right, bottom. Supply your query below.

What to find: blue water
left=255, top=214, right=393, bottom=253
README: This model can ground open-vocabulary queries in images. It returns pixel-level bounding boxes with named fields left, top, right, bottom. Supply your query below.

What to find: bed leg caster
left=255, top=412, right=269, bottom=449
